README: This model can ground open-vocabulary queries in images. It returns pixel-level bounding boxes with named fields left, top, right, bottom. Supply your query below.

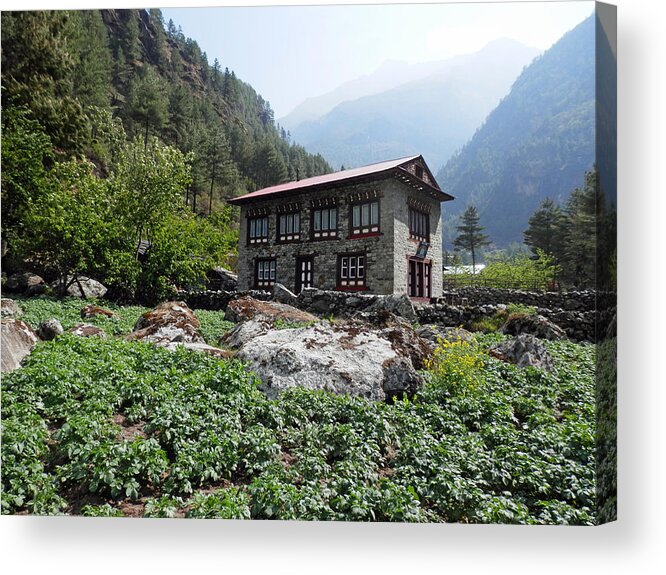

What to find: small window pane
left=361, top=204, right=369, bottom=226
left=353, top=205, right=360, bottom=227
left=330, top=208, right=337, bottom=230
left=371, top=202, right=378, bottom=225
left=322, top=209, right=329, bottom=230
left=314, top=210, right=321, bottom=231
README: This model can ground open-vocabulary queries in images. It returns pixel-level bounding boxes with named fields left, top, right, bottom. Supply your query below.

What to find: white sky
left=5, top=0, right=594, bottom=118
left=159, top=1, right=594, bottom=117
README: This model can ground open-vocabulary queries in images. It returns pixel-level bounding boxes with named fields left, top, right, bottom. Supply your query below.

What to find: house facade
left=228, top=155, right=453, bottom=299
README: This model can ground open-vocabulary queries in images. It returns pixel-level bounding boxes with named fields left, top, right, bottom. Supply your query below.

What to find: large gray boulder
left=367, top=294, right=417, bottom=322
left=234, top=319, right=425, bottom=401
left=208, top=267, right=238, bottom=291
left=1, top=298, right=23, bottom=319
left=489, top=334, right=554, bottom=371
left=271, top=283, right=298, bottom=306
left=1, top=319, right=39, bottom=372
left=54, top=276, right=108, bottom=299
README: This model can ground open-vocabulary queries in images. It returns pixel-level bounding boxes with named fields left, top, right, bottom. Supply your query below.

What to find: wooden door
left=295, top=256, right=314, bottom=293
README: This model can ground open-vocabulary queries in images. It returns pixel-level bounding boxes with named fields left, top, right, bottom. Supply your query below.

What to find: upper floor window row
left=247, top=197, right=386, bottom=243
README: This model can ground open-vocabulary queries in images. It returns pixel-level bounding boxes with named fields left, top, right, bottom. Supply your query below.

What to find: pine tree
left=523, top=197, right=566, bottom=261
left=561, top=169, right=598, bottom=287
left=453, top=205, right=491, bottom=274
left=127, top=65, right=168, bottom=147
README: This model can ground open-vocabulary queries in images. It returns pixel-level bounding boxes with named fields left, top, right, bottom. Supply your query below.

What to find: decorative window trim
left=247, top=206, right=271, bottom=218
left=277, top=211, right=301, bottom=243
left=247, top=215, right=269, bottom=245
left=311, top=205, right=338, bottom=240
left=408, top=206, right=430, bottom=242
left=349, top=199, right=380, bottom=237
left=337, top=252, right=368, bottom=290
left=407, top=197, right=432, bottom=214
left=255, top=258, right=277, bottom=289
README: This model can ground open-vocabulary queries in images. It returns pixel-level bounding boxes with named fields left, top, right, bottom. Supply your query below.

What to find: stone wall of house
left=390, top=186, right=444, bottom=299
left=235, top=176, right=444, bottom=297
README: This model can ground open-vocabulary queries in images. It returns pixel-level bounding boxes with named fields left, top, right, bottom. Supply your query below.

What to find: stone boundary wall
left=439, top=288, right=600, bottom=312
left=182, top=287, right=614, bottom=342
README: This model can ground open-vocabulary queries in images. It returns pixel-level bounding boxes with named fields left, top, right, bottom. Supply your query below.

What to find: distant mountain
left=281, top=58, right=457, bottom=129
left=437, top=14, right=605, bottom=248
left=283, top=39, right=540, bottom=171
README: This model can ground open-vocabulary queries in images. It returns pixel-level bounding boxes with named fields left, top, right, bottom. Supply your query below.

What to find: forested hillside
left=438, top=14, right=602, bottom=248
left=2, top=9, right=330, bottom=203
left=1, top=9, right=331, bottom=301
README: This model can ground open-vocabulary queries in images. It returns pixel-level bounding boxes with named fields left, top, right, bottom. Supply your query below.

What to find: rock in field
left=38, top=318, right=64, bottom=340
left=128, top=301, right=205, bottom=344
left=489, top=334, right=554, bottom=371
left=53, top=276, right=108, bottom=298
left=68, top=323, right=107, bottom=338
left=1, top=298, right=23, bottom=319
left=500, top=313, right=566, bottom=340
left=415, top=325, right=475, bottom=351
left=233, top=318, right=425, bottom=401
left=4, top=272, right=45, bottom=294
left=225, top=296, right=316, bottom=325
left=80, top=304, right=116, bottom=319
left=1, top=319, right=39, bottom=372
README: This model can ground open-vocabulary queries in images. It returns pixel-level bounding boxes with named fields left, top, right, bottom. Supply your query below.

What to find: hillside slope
left=437, top=14, right=601, bottom=248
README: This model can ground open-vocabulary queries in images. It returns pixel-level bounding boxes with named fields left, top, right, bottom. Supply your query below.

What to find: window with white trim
left=312, top=206, right=338, bottom=239
left=338, top=254, right=366, bottom=288
left=278, top=212, right=301, bottom=242
left=255, top=258, right=277, bottom=288
left=350, top=200, right=379, bottom=236
left=248, top=216, right=269, bottom=244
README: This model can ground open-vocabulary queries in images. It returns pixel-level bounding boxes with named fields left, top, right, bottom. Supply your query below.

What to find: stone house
left=228, top=155, right=453, bottom=299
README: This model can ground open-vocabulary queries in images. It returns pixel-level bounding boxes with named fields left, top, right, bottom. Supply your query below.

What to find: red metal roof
left=228, top=155, right=453, bottom=205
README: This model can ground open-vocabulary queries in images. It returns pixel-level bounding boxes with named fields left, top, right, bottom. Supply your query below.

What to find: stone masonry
left=229, top=156, right=451, bottom=299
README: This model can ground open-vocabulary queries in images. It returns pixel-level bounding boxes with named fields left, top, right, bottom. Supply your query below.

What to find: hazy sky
left=160, top=1, right=593, bottom=118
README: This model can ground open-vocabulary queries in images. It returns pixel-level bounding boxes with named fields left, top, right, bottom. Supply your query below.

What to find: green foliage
left=14, top=296, right=148, bottom=336
left=185, top=489, right=251, bottom=519
left=479, top=250, right=561, bottom=290
left=17, top=159, right=137, bottom=294
left=1, top=108, right=54, bottom=240
left=1, top=301, right=598, bottom=524
left=194, top=310, right=235, bottom=346
left=81, top=504, right=123, bottom=517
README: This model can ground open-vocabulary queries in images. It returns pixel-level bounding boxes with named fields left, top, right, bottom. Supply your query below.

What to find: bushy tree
left=17, top=160, right=136, bottom=294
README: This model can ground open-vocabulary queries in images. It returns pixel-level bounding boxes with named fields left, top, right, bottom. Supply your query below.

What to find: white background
left=1, top=1, right=664, bottom=573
